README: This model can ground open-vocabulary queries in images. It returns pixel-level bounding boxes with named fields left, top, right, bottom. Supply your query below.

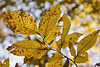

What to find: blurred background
left=0, top=0, right=100, bottom=67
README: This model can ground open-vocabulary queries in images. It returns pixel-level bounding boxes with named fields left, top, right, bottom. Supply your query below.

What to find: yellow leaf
left=7, top=40, right=49, bottom=63
left=39, top=4, right=61, bottom=37
left=3, top=11, right=37, bottom=35
left=62, top=33, right=82, bottom=48
left=74, top=52, right=89, bottom=63
left=77, top=30, right=99, bottom=53
left=0, top=58, right=9, bottom=67
left=65, top=33, right=82, bottom=43
left=44, top=26, right=62, bottom=43
left=69, top=42, right=76, bottom=57
left=53, top=40, right=62, bottom=51
left=47, top=53, right=63, bottom=67
left=62, top=42, right=69, bottom=48
left=61, top=14, right=71, bottom=43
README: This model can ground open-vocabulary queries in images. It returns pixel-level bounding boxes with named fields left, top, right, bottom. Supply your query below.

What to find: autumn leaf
left=69, top=42, right=76, bottom=57
left=62, top=33, right=82, bottom=48
left=7, top=39, right=49, bottom=63
left=60, top=14, right=71, bottom=43
left=47, top=53, right=63, bottom=67
left=0, top=58, right=9, bottom=67
left=74, top=52, right=89, bottom=63
left=39, top=3, right=61, bottom=37
left=3, top=11, right=37, bottom=34
left=44, top=26, right=62, bottom=43
left=53, top=39, right=62, bottom=51
left=77, top=30, right=99, bottom=53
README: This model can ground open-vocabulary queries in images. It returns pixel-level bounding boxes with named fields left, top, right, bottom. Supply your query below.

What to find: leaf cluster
left=2, top=3, right=99, bottom=67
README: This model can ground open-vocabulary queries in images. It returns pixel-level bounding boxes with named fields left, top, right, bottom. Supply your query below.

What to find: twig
left=50, top=49, right=78, bottom=67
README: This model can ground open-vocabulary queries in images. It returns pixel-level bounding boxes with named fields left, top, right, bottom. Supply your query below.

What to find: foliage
left=2, top=3, right=100, bottom=67
left=0, top=58, right=9, bottom=67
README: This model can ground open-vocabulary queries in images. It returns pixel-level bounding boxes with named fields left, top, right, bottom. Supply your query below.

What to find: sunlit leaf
left=60, top=14, right=71, bottom=43
left=74, top=52, right=89, bottom=63
left=77, top=30, right=99, bottom=53
left=62, top=33, right=82, bottom=48
left=3, top=11, right=37, bottom=34
left=39, top=3, right=61, bottom=37
left=44, top=26, right=62, bottom=43
left=62, top=42, right=69, bottom=48
left=0, top=58, right=9, bottom=67
left=69, top=42, right=76, bottom=57
left=47, top=53, right=63, bottom=67
left=7, top=40, right=49, bottom=63
left=53, top=40, right=61, bottom=51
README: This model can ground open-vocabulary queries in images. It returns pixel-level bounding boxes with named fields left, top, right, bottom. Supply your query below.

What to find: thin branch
left=37, top=32, right=43, bottom=39
left=60, top=52, right=78, bottom=67
left=50, top=49, right=78, bottom=67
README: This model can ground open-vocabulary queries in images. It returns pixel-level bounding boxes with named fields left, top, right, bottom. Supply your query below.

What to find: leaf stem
left=60, top=52, right=78, bottom=67
left=50, top=49, right=78, bottom=67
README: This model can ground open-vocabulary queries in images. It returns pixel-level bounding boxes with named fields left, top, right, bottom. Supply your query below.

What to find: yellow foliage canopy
left=3, top=11, right=37, bottom=34
left=0, top=58, right=9, bottom=67
left=7, top=40, right=49, bottom=63
left=39, top=4, right=61, bottom=37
